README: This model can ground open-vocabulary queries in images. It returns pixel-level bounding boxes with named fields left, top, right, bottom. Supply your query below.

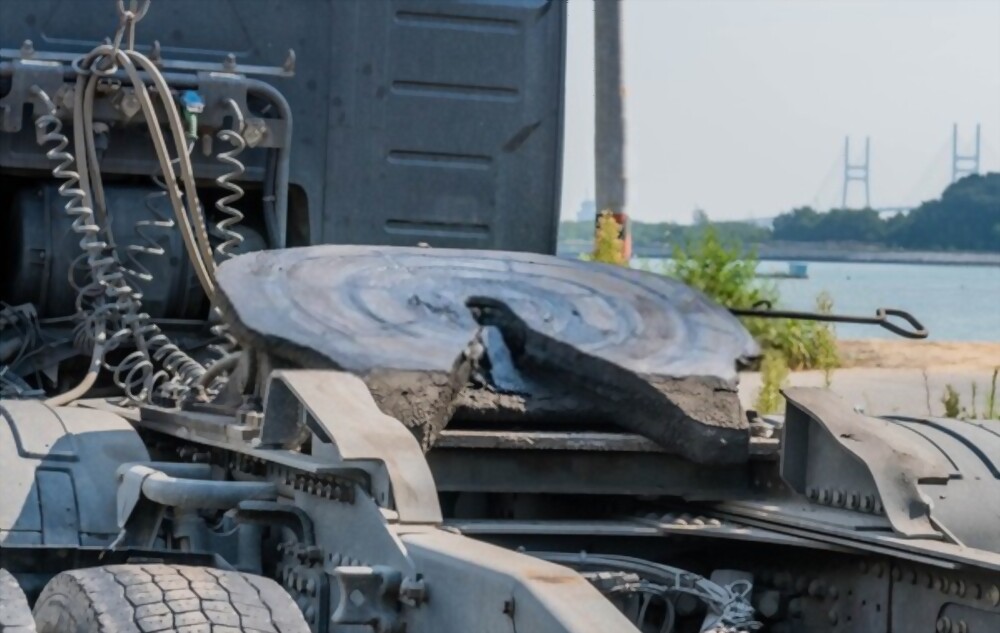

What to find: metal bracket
left=115, top=461, right=276, bottom=548
left=780, top=387, right=956, bottom=539
left=260, top=370, right=443, bottom=524
left=331, top=565, right=404, bottom=633
left=0, top=58, right=65, bottom=133
left=1, top=46, right=296, bottom=78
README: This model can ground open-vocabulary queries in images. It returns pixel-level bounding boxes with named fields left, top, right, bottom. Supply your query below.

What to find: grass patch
left=941, top=369, right=1000, bottom=420
left=754, top=351, right=789, bottom=414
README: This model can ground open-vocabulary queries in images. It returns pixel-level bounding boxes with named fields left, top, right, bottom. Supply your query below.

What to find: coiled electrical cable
left=30, top=87, right=111, bottom=406
left=123, top=141, right=191, bottom=285
left=75, top=46, right=210, bottom=401
left=214, top=98, right=247, bottom=260
left=35, top=2, right=218, bottom=404
left=204, top=99, right=248, bottom=367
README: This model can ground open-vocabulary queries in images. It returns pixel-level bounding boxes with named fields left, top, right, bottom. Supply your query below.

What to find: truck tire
left=0, top=569, right=36, bottom=632
left=32, top=564, right=309, bottom=633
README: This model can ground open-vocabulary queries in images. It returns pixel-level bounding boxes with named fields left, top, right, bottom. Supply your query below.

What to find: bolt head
left=808, top=579, right=827, bottom=598
left=794, top=576, right=808, bottom=593
left=988, top=584, right=1000, bottom=606
left=788, top=597, right=804, bottom=616
left=121, top=93, right=141, bottom=117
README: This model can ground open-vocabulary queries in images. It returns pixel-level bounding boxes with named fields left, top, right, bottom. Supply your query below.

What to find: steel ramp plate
left=216, top=246, right=759, bottom=463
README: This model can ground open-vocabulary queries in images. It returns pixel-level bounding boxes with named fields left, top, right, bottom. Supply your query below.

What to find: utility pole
left=842, top=136, right=871, bottom=209
left=951, top=123, right=981, bottom=183
left=594, top=0, right=630, bottom=258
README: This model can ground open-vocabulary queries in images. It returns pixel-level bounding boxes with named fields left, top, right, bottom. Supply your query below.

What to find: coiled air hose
left=36, top=1, right=223, bottom=404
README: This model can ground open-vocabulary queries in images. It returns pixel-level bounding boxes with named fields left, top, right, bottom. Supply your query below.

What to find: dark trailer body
left=1, top=0, right=566, bottom=254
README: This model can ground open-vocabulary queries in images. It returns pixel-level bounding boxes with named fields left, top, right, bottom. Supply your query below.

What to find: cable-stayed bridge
left=805, top=124, right=996, bottom=215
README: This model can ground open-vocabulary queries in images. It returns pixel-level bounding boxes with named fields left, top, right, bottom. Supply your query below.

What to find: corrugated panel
left=1, top=0, right=566, bottom=253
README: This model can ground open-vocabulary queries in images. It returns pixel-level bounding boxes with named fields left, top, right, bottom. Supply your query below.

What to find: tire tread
left=0, top=569, right=36, bottom=633
left=32, top=565, right=308, bottom=633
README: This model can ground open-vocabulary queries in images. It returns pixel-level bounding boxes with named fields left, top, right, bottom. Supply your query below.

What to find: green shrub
left=665, top=227, right=840, bottom=371
left=584, top=211, right=628, bottom=266
left=667, top=226, right=773, bottom=310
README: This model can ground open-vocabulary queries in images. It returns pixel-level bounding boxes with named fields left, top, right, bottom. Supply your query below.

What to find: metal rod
left=729, top=305, right=928, bottom=339
left=142, top=475, right=277, bottom=509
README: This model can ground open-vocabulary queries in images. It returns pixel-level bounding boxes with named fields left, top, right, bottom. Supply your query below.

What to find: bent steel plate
left=216, top=246, right=759, bottom=463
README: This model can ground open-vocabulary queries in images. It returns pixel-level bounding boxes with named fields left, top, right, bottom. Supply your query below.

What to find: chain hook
left=117, top=0, right=151, bottom=22
left=113, top=0, right=151, bottom=54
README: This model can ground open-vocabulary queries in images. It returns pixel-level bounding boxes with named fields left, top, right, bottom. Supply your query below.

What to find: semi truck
left=1, top=2, right=997, bottom=632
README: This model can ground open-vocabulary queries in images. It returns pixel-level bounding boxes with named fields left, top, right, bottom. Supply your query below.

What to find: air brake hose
left=28, top=86, right=110, bottom=408
left=127, top=48, right=219, bottom=293
left=74, top=45, right=217, bottom=302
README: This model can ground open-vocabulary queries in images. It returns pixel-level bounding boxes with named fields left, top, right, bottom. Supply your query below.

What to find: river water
left=640, top=260, right=1000, bottom=342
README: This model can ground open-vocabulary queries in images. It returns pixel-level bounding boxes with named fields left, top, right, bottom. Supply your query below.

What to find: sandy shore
left=738, top=339, right=999, bottom=417
left=837, top=339, right=1000, bottom=371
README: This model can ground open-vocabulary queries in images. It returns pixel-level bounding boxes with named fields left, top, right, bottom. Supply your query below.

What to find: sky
left=560, top=0, right=1000, bottom=223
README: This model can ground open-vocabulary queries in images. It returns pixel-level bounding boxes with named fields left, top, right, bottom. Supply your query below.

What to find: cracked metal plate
left=217, top=246, right=759, bottom=463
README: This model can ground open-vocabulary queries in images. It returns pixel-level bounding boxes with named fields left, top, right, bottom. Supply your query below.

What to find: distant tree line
left=773, top=174, right=1000, bottom=251
left=559, top=218, right=772, bottom=251
left=559, top=173, right=1000, bottom=253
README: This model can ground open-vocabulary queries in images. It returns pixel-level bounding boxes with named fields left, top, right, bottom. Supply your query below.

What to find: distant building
left=575, top=199, right=597, bottom=222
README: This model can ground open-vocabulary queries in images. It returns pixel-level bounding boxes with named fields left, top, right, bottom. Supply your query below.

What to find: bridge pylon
left=842, top=136, right=871, bottom=209
left=951, top=123, right=981, bottom=183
